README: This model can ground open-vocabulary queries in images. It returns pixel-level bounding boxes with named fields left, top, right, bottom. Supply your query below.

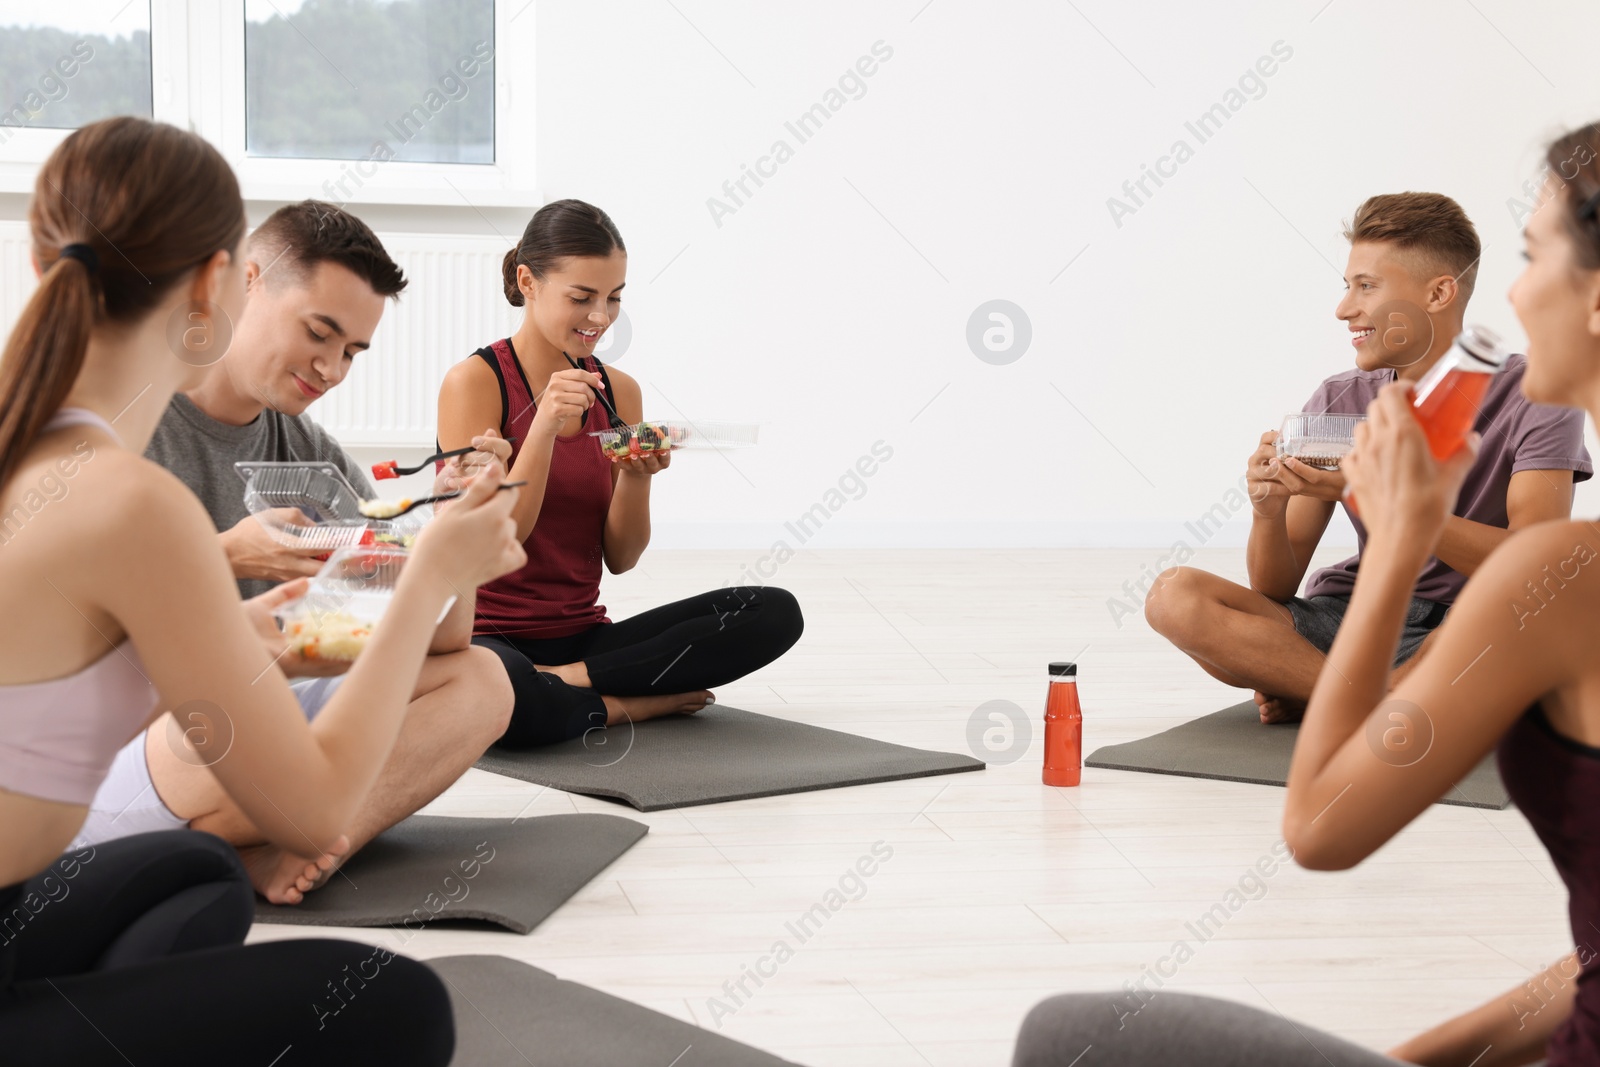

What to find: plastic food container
left=1276, top=413, right=1365, bottom=470
left=235, top=461, right=428, bottom=551
left=274, top=546, right=454, bottom=662
left=590, top=420, right=759, bottom=461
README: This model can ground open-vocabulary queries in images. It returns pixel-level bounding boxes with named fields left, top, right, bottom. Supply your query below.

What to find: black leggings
left=0, top=830, right=453, bottom=1066
left=476, top=585, right=805, bottom=747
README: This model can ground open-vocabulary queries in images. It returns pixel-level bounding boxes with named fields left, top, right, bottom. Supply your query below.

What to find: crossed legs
left=1144, top=567, right=1432, bottom=724
left=482, top=586, right=805, bottom=748
left=1144, top=567, right=1331, bottom=724
left=144, top=644, right=512, bottom=903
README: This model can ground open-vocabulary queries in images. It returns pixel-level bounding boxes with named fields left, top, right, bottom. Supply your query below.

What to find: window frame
left=0, top=0, right=170, bottom=189
left=0, top=0, right=535, bottom=206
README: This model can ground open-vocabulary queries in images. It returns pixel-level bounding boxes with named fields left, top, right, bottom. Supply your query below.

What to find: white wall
left=7, top=0, right=1600, bottom=552
left=524, top=0, right=1600, bottom=550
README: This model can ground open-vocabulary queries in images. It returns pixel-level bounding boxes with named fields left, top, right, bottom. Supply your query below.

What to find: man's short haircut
left=1342, top=192, right=1481, bottom=303
left=249, top=200, right=407, bottom=298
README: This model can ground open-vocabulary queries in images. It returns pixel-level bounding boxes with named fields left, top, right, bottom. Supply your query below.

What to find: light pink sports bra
left=0, top=407, right=158, bottom=805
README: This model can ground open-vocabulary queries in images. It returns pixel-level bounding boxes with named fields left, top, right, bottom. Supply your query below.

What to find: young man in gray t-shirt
left=1145, top=193, right=1592, bottom=724
left=80, top=202, right=515, bottom=904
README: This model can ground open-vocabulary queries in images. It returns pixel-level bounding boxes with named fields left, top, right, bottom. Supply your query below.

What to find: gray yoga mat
left=1085, top=701, right=1511, bottom=810
left=474, top=704, right=985, bottom=811
left=433, top=955, right=802, bottom=1067
left=253, top=813, right=647, bottom=933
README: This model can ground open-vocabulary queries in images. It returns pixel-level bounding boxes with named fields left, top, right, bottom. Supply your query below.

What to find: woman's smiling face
left=520, top=251, right=627, bottom=358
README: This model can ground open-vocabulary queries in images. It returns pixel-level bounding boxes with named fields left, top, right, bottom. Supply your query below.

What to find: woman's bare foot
left=238, top=834, right=351, bottom=905
left=1254, top=690, right=1307, bottom=725
left=603, top=691, right=714, bottom=725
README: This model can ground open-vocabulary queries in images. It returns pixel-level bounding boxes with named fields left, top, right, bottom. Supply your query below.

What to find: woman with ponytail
left=1012, top=123, right=1600, bottom=1067
left=437, top=199, right=804, bottom=746
left=0, top=118, right=524, bottom=1063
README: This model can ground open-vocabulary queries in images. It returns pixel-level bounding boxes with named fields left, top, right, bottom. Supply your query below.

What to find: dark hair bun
left=501, top=200, right=625, bottom=312
left=501, top=247, right=524, bottom=307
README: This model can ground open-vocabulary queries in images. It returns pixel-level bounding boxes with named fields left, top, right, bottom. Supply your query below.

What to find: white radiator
left=0, top=221, right=35, bottom=335
left=0, top=223, right=521, bottom=448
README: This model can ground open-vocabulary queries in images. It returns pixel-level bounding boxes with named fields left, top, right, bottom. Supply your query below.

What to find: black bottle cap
left=1048, top=662, right=1077, bottom=678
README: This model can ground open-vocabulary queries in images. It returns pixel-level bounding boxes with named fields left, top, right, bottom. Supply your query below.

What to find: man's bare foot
left=1254, top=690, right=1306, bottom=725
left=238, top=834, right=351, bottom=905
left=603, top=691, right=714, bottom=726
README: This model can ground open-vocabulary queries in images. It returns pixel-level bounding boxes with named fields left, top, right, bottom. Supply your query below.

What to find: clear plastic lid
left=1276, top=413, right=1365, bottom=469
left=590, top=420, right=759, bottom=460
left=235, top=461, right=428, bottom=550
left=273, top=545, right=453, bottom=662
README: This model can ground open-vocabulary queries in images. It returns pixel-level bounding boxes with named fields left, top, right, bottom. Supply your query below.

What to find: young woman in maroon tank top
left=437, top=200, right=804, bottom=747
left=1016, top=125, right=1600, bottom=1067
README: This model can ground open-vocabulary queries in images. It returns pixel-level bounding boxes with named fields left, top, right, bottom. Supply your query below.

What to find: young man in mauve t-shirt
left=1145, top=192, right=1592, bottom=723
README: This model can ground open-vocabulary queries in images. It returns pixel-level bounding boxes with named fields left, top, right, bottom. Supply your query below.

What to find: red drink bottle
left=1042, top=662, right=1082, bottom=787
left=1408, top=324, right=1508, bottom=459
left=1346, top=325, right=1509, bottom=516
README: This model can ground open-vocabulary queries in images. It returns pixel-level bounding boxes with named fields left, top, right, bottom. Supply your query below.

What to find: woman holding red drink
left=1015, top=122, right=1600, bottom=1067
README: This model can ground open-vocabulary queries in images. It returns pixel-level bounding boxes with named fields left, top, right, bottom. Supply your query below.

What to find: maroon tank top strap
left=468, top=338, right=541, bottom=466
left=471, top=343, right=510, bottom=432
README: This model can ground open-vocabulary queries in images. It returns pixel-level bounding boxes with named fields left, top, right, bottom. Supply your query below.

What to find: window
left=0, top=0, right=533, bottom=206
left=244, top=0, right=494, bottom=165
left=0, top=3, right=152, bottom=145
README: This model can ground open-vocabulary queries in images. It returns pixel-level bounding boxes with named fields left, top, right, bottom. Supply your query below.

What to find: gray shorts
left=74, top=675, right=345, bottom=849
left=1285, top=594, right=1449, bottom=666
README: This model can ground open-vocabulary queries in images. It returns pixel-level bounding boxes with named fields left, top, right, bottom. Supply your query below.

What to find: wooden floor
left=247, top=548, right=1569, bottom=1066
